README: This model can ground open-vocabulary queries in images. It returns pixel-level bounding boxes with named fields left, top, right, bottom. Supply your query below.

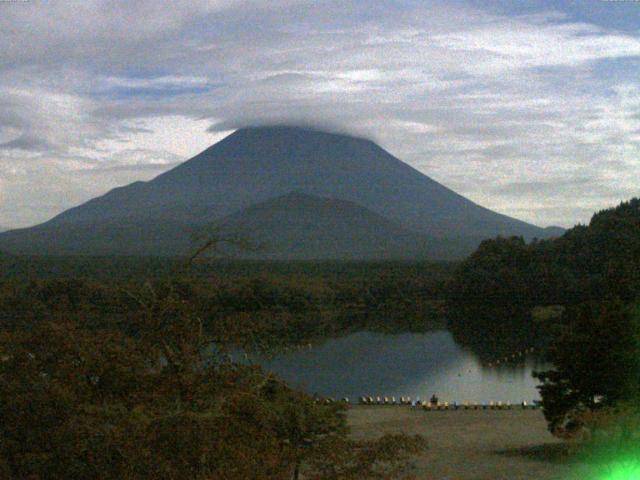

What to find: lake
left=247, top=330, right=546, bottom=404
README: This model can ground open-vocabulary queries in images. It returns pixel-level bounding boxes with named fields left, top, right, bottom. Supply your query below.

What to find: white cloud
left=432, top=18, right=640, bottom=73
left=94, top=116, right=232, bottom=159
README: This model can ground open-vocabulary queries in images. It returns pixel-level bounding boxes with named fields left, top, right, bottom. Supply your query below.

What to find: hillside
left=0, top=126, right=559, bottom=258
left=208, top=192, right=481, bottom=260
left=448, top=197, right=640, bottom=316
left=0, top=219, right=195, bottom=257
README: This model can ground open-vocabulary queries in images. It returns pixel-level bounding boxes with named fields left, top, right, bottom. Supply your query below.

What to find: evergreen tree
left=534, top=301, right=640, bottom=436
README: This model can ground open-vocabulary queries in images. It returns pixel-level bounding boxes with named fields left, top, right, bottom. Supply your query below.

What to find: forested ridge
left=447, top=198, right=640, bottom=314
left=447, top=198, right=640, bottom=452
left=0, top=261, right=451, bottom=351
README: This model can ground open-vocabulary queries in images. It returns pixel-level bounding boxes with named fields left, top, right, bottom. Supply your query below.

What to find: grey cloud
left=493, top=178, right=598, bottom=196
left=78, top=162, right=182, bottom=174
left=0, top=134, right=51, bottom=152
left=76, top=148, right=184, bottom=174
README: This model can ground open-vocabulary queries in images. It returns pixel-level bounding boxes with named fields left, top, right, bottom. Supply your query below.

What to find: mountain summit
left=0, top=126, right=559, bottom=258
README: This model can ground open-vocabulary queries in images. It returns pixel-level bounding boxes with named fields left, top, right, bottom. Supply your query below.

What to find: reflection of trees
left=446, top=198, right=640, bottom=367
left=447, top=307, right=547, bottom=366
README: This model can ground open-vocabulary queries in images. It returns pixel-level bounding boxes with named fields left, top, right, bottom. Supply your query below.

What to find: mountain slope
left=0, top=125, right=559, bottom=258
left=0, top=219, right=195, bottom=256
left=43, top=126, right=550, bottom=237
left=207, top=192, right=481, bottom=260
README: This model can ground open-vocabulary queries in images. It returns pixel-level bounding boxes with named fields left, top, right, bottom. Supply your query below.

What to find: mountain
left=208, top=192, right=482, bottom=260
left=542, top=226, right=566, bottom=237
left=0, top=219, right=195, bottom=256
left=0, top=126, right=560, bottom=258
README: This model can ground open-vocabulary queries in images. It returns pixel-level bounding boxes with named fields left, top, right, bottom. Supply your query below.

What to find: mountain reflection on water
left=248, top=331, right=546, bottom=404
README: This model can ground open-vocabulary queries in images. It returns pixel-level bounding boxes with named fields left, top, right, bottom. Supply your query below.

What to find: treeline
left=446, top=199, right=640, bottom=359
left=0, top=261, right=452, bottom=352
left=448, top=198, right=640, bottom=315
left=447, top=198, right=640, bottom=447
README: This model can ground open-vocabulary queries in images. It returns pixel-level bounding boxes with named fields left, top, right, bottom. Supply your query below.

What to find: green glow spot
left=603, top=460, right=640, bottom=480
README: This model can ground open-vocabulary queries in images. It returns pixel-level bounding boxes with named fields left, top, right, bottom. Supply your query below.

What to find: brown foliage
left=0, top=290, right=425, bottom=479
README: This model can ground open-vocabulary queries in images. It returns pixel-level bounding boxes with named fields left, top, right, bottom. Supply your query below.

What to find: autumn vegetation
left=0, top=259, right=439, bottom=480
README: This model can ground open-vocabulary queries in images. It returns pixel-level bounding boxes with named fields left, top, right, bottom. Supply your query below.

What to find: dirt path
left=347, top=406, right=590, bottom=480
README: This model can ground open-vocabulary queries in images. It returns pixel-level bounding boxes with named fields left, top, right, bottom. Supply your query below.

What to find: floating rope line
left=313, top=397, right=541, bottom=410
left=487, top=346, right=537, bottom=368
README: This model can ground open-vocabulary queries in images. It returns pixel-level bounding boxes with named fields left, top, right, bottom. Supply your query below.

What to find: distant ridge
left=0, top=125, right=562, bottom=259
left=542, top=226, right=566, bottom=237
left=208, top=192, right=482, bottom=260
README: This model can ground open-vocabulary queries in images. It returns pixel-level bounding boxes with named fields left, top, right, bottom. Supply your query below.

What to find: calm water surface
left=248, top=331, right=546, bottom=404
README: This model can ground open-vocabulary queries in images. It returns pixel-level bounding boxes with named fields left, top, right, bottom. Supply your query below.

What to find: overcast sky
left=1, top=0, right=639, bottom=229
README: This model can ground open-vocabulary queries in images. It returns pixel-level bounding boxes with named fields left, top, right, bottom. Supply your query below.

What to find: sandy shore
left=347, top=405, right=590, bottom=480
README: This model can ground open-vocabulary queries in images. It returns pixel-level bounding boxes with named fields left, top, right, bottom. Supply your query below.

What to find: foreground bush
left=0, top=291, right=425, bottom=479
